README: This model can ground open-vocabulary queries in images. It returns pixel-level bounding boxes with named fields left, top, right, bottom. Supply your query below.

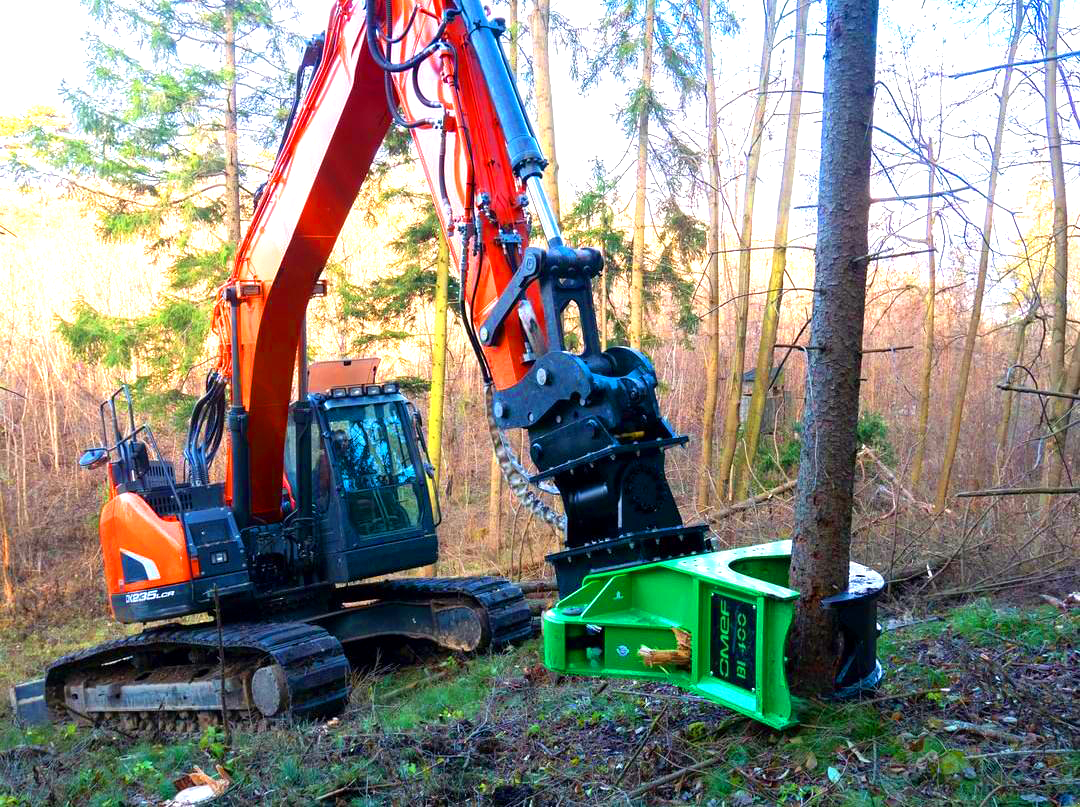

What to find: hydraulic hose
left=184, top=371, right=226, bottom=485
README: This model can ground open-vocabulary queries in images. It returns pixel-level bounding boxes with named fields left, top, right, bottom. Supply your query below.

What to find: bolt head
left=536, top=367, right=549, bottom=386
left=493, top=401, right=505, bottom=418
left=479, top=326, right=490, bottom=342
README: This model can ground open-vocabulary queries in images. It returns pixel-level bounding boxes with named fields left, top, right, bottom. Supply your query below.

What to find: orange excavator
left=12, top=0, right=706, bottom=728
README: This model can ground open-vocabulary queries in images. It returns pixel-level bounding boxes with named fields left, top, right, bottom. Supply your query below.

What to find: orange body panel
left=308, top=358, right=380, bottom=394
left=100, top=492, right=192, bottom=611
left=212, top=0, right=549, bottom=523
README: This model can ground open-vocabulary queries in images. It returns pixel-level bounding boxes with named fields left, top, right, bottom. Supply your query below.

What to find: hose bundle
left=185, top=371, right=227, bottom=485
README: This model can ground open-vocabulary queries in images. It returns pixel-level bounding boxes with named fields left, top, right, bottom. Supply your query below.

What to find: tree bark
left=0, top=487, right=13, bottom=609
left=423, top=232, right=451, bottom=576
left=695, top=0, right=722, bottom=511
left=508, top=0, right=519, bottom=76
left=733, top=0, right=808, bottom=502
left=714, top=0, right=777, bottom=500
left=788, top=0, right=879, bottom=697
left=910, top=140, right=936, bottom=489
left=629, top=0, right=656, bottom=351
left=223, top=0, right=241, bottom=246
left=995, top=301, right=1037, bottom=481
left=1043, top=0, right=1069, bottom=497
left=487, top=451, right=503, bottom=553
left=532, top=0, right=560, bottom=224
left=933, top=0, right=1024, bottom=512
left=427, top=231, right=451, bottom=485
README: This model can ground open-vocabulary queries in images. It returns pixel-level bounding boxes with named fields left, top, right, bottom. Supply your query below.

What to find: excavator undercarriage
left=16, top=577, right=531, bottom=729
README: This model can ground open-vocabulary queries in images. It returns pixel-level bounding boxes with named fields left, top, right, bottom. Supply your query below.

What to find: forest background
left=0, top=0, right=1077, bottom=621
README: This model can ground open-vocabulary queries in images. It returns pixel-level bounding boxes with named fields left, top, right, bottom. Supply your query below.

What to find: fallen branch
left=707, top=480, right=797, bottom=522
left=967, top=748, right=1076, bottom=759
left=380, top=668, right=453, bottom=702
left=624, top=752, right=727, bottom=799
left=939, top=720, right=1026, bottom=744
left=926, top=571, right=1078, bottom=601
left=612, top=704, right=669, bottom=787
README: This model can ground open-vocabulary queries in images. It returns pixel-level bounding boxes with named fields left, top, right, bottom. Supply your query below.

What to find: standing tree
left=909, top=140, right=938, bottom=488
left=583, top=0, right=707, bottom=349
left=629, top=0, right=656, bottom=351
left=934, top=0, right=1025, bottom=511
left=695, top=0, right=723, bottom=510
left=531, top=0, right=560, bottom=224
left=714, top=0, right=779, bottom=500
left=14, top=0, right=297, bottom=414
left=788, top=0, right=879, bottom=696
left=1041, top=0, right=1070, bottom=497
left=732, top=0, right=810, bottom=502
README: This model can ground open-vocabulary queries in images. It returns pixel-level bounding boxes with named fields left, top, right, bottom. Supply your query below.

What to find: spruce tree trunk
left=1043, top=0, right=1069, bottom=496
left=695, top=0, right=721, bottom=511
left=910, top=141, right=936, bottom=489
left=788, top=0, right=878, bottom=697
left=629, top=0, right=656, bottom=351
left=532, top=0, right=560, bottom=223
left=934, top=0, right=1023, bottom=512
left=715, top=0, right=777, bottom=500
left=733, top=0, right=808, bottom=502
left=223, top=0, right=241, bottom=245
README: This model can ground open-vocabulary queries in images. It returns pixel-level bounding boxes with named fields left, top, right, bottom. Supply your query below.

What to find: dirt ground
left=0, top=595, right=1076, bottom=807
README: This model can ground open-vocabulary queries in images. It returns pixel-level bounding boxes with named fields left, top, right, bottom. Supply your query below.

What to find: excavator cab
left=284, top=379, right=440, bottom=583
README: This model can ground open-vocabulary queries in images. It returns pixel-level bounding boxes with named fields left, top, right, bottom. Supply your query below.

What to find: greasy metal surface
left=64, top=661, right=253, bottom=714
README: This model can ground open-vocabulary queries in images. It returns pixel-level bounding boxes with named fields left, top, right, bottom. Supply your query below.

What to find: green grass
left=0, top=600, right=1075, bottom=806
left=0, top=614, right=131, bottom=711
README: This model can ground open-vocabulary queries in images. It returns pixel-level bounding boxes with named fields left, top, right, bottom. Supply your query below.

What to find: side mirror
left=78, top=447, right=109, bottom=470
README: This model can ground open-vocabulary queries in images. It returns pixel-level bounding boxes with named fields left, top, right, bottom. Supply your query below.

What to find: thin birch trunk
left=532, top=0, right=560, bottom=223
left=423, top=233, right=451, bottom=575
left=910, top=141, right=937, bottom=488
left=733, top=0, right=808, bottom=501
left=695, top=0, right=722, bottom=510
left=487, top=452, right=502, bottom=556
left=714, top=0, right=777, bottom=500
left=934, top=0, right=1024, bottom=512
left=1043, top=0, right=1069, bottom=496
left=995, top=302, right=1037, bottom=481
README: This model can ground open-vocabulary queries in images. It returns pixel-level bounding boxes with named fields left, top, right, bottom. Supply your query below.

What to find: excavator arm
left=214, top=0, right=706, bottom=594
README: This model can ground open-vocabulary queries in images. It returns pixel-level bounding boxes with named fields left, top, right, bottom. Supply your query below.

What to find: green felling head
left=542, top=540, right=884, bottom=730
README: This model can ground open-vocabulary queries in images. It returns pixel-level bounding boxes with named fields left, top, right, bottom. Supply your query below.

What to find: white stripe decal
left=119, top=549, right=161, bottom=581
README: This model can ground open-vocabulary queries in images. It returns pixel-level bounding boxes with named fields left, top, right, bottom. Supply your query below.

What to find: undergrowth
left=0, top=598, right=1074, bottom=806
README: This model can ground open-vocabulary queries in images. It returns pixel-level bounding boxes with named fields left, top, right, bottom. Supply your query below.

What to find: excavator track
left=43, top=622, right=349, bottom=732
left=20, top=577, right=533, bottom=732
left=334, top=576, right=534, bottom=649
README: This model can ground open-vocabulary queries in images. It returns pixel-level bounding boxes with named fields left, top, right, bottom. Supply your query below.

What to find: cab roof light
left=331, top=387, right=347, bottom=398
left=348, top=386, right=364, bottom=396
left=382, top=382, right=399, bottom=394
left=365, top=384, right=381, bottom=395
